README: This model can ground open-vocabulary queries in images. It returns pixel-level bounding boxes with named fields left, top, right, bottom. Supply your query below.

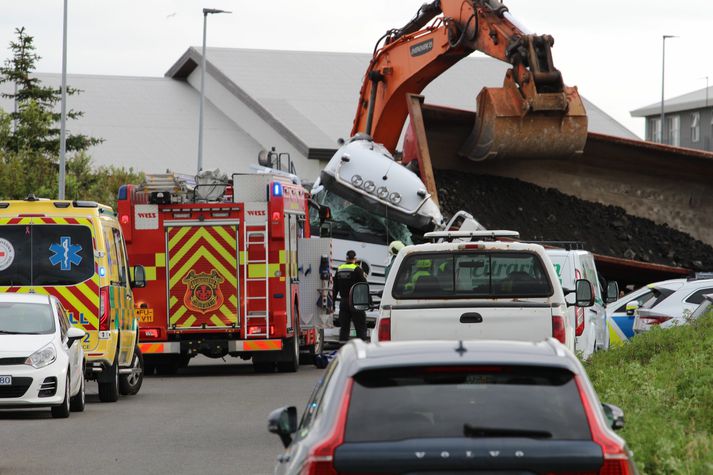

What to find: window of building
left=650, top=117, right=661, bottom=142
left=668, top=115, right=680, bottom=146
left=691, top=112, right=700, bottom=142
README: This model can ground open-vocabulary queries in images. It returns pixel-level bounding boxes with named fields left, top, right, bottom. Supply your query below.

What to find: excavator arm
left=351, top=0, right=587, bottom=161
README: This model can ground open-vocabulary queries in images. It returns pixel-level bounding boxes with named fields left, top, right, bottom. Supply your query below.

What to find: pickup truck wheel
left=98, top=357, right=120, bottom=403
left=51, top=373, right=71, bottom=418
left=119, top=346, right=144, bottom=396
left=300, top=329, right=324, bottom=365
left=69, top=369, right=85, bottom=412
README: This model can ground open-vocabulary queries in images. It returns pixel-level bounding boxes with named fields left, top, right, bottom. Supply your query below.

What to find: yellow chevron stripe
left=170, top=227, right=235, bottom=266
left=213, top=225, right=237, bottom=250
left=169, top=247, right=237, bottom=288
left=183, top=315, right=196, bottom=327
left=54, top=286, right=99, bottom=328
left=170, top=295, right=178, bottom=307
left=75, top=279, right=100, bottom=307
left=168, top=226, right=190, bottom=249
left=169, top=305, right=188, bottom=326
left=229, top=295, right=237, bottom=307
left=210, top=315, right=225, bottom=327
left=219, top=304, right=234, bottom=322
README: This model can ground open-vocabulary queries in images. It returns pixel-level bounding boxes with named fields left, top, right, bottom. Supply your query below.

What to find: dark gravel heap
left=435, top=170, right=713, bottom=271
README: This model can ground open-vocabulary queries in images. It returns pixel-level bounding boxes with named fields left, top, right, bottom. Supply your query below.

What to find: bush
left=586, top=309, right=713, bottom=474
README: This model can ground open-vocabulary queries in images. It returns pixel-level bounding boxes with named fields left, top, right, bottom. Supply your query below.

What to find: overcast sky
left=1, top=0, right=711, bottom=138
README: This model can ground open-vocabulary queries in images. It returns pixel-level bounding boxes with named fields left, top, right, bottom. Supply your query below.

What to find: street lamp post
left=660, top=35, right=677, bottom=144
left=197, top=8, right=231, bottom=175
left=58, top=0, right=68, bottom=199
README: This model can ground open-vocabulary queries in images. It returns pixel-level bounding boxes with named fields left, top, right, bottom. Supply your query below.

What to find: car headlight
left=376, top=187, right=389, bottom=199
left=25, top=343, right=56, bottom=369
left=363, top=180, right=375, bottom=193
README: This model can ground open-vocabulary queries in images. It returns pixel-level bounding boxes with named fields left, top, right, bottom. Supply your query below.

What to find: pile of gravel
left=435, top=170, right=713, bottom=271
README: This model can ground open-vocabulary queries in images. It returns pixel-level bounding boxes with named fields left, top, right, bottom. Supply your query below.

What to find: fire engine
left=117, top=166, right=331, bottom=373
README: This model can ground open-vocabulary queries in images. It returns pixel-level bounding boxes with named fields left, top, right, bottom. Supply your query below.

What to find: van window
left=392, top=252, right=552, bottom=299
left=103, top=226, right=121, bottom=284
left=0, top=224, right=94, bottom=286
left=113, top=228, right=129, bottom=285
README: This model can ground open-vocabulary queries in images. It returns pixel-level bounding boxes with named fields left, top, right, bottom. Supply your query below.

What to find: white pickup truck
left=350, top=232, right=596, bottom=352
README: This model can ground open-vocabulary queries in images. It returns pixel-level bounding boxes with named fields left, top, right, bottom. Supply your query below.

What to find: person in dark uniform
left=332, top=250, right=367, bottom=341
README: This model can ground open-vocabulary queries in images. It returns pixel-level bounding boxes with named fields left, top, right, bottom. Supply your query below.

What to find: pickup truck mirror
left=575, top=279, right=595, bottom=307
left=349, top=282, right=371, bottom=312
left=131, top=265, right=146, bottom=289
left=268, top=406, right=298, bottom=448
left=602, top=403, right=625, bottom=430
left=625, top=300, right=639, bottom=316
left=606, top=281, right=619, bottom=304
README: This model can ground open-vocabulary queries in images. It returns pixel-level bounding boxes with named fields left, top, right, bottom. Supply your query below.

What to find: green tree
left=0, top=27, right=101, bottom=154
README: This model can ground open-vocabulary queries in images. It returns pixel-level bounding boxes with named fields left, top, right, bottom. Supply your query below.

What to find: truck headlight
left=363, top=180, right=375, bottom=193
left=389, top=192, right=402, bottom=205
left=376, top=187, right=389, bottom=199
left=351, top=175, right=363, bottom=187
left=25, top=343, right=57, bottom=369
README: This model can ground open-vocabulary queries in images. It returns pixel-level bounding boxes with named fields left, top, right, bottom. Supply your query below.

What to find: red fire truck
left=117, top=170, right=329, bottom=373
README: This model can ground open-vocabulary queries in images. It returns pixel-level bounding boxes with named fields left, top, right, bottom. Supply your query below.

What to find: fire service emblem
left=182, top=270, right=225, bottom=313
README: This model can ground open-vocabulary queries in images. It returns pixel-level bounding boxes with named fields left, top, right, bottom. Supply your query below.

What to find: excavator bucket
left=459, top=81, right=588, bottom=162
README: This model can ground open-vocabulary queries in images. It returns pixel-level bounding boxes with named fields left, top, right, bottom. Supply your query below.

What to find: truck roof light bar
left=424, top=230, right=520, bottom=242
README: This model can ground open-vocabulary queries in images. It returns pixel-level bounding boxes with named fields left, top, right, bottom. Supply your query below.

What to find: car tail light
left=377, top=317, right=391, bottom=341
left=638, top=315, right=672, bottom=327
left=552, top=315, right=566, bottom=344
left=300, top=379, right=353, bottom=475
left=575, top=376, right=634, bottom=475
left=574, top=269, right=586, bottom=336
left=99, top=286, right=110, bottom=331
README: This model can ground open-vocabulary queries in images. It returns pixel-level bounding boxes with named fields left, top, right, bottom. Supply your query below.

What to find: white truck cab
left=353, top=232, right=595, bottom=352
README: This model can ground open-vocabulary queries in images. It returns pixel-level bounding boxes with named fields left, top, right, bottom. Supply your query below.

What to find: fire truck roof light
left=272, top=182, right=283, bottom=197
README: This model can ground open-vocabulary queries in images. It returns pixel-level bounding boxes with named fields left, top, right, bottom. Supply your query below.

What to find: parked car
left=546, top=248, right=618, bottom=357
left=605, top=279, right=686, bottom=345
left=268, top=338, right=637, bottom=474
left=660, top=293, right=713, bottom=329
left=633, top=278, right=713, bottom=334
left=0, top=293, right=86, bottom=418
left=357, top=232, right=595, bottom=352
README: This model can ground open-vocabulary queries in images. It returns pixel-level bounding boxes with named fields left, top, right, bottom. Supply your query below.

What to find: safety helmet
left=389, top=240, right=405, bottom=256
left=415, top=258, right=432, bottom=270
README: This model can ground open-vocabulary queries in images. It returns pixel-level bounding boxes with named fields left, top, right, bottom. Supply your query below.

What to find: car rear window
left=0, top=302, right=55, bottom=334
left=0, top=224, right=94, bottom=286
left=345, top=365, right=591, bottom=443
left=640, top=287, right=676, bottom=310
left=392, top=252, right=553, bottom=299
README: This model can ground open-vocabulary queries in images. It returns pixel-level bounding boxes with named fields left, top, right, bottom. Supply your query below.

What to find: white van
left=355, top=233, right=595, bottom=352
left=546, top=248, right=617, bottom=358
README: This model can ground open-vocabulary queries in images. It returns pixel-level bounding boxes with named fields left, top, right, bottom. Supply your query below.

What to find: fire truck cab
left=117, top=170, right=327, bottom=373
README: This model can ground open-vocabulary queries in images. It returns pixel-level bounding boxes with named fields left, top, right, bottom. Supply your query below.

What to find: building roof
left=167, top=47, right=639, bottom=157
left=631, top=86, right=713, bottom=117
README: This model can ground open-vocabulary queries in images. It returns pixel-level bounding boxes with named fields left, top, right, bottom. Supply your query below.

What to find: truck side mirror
left=606, top=281, right=619, bottom=304
left=268, top=406, right=298, bottom=448
left=350, top=282, right=371, bottom=312
left=319, top=206, right=332, bottom=222
left=131, top=265, right=146, bottom=289
left=575, top=279, right=594, bottom=307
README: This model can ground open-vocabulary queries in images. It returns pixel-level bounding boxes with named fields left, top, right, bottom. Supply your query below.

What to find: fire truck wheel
left=98, top=355, right=120, bottom=403
left=253, top=361, right=276, bottom=373
left=119, top=346, right=144, bottom=396
left=277, top=336, right=300, bottom=373
left=300, top=329, right=324, bottom=365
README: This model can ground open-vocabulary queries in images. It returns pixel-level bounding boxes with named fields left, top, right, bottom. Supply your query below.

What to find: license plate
left=135, top=308, right=154, bottom=324
left=0, top=375, right=11, bottom=385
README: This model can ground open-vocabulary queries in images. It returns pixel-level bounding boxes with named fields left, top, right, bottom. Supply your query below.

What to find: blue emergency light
left=272, top=182, right=283, bottom=197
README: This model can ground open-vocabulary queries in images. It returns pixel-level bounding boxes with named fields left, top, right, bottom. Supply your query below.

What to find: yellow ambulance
left=0, top=196, right=146, bottom=402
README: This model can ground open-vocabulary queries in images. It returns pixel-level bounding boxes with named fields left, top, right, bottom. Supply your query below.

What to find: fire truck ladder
left=243, top=223, right=270, bottom=338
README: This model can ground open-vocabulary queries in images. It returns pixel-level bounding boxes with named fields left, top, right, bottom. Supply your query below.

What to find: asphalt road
left=0, top=356, right=324, bottom=475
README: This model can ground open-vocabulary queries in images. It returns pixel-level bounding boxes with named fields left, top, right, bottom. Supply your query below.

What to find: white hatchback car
left=633, top=278, right=713, bottom=334
left=0, top=293, right=86, bottom=418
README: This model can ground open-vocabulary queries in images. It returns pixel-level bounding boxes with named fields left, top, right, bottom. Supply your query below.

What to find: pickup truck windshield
left=392, top=252, right=552, bottom=299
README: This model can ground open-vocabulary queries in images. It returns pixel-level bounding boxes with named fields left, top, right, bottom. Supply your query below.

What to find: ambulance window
left=33, top=225, right=94, bottom=286
left=0, top=225, right=32, bottom=285
left=113, top=228, right=129, bottom=286
left=103, top=226, right=120, bottom=283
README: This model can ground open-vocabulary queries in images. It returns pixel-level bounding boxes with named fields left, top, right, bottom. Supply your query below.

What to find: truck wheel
left=98, top=357, right=120, bottom=403
left=119, top=346, right=144, bottom=396
left=51, top=373, right=71, bottom=418
left=277, top=336, right=299, bottom=373
left=69, top=368, right=86, bottom=412
left=300, top=329, right=324, bottom=365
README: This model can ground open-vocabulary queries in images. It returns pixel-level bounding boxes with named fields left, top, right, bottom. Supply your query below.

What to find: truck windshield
left=392, top=251, right=552, bottom=299
left=0, top=225, right=94, bottom=286
left=0, top=302, right=55, bottom=334
left=345, top=365, right=590, bottom=442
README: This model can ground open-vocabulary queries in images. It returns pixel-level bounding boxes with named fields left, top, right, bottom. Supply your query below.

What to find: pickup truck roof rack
left=424, top=230, right=520, bottom=242
left=522, top=240, right=585, bottom=251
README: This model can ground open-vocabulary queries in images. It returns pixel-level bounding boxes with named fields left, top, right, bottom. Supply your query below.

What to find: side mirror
left=625, top=300, right=639, bottom=316
left=268, top=406, right=298, bottom=448
left=132, top=265, right=146, bottom=289
left=606, top=281, right=619, bottom=304
left=602, top=403, right=625, bottom=430
left=349, top=282, right=371, bottom=312
left=66, top=327, right=86, bottom=348
left=319, top=206, right=332, bottom=223
left=575, top=279, right=595, bottom=307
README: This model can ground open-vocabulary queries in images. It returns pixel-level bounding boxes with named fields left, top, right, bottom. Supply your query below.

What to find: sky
left=1, top=0, right=712, bottom=138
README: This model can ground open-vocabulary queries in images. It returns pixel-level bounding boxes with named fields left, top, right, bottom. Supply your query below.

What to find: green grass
left=586, top=309, right=713, bottom=474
